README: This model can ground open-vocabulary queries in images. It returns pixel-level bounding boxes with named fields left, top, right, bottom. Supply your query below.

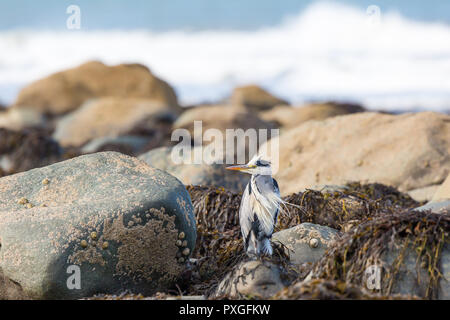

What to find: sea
left=0, top=0, right=449, bottom=112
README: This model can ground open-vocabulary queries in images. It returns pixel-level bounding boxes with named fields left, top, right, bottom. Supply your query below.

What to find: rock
left=261, top=112, right=450, bottom=196
left=213, top=260, right=285, bottom=299
left=274, top=278, right=404, bottom=300
left=81, top=135, right=154, bottom=156
left=0, top=152, right=196, bottom=299
left=414, top=200, right=450, bottom=214
left=0, top=108, right=47, bottom=131
left=413, top=174, right=450, bottom=213
left=0, top=128, right=63, bottom=175
left=432, top=174, right=450, bottom=202
left=440, top=244, right=450, bottom=300
left=259, top=102, right=365, bottom=129
left=407, top=185, right=440, bottom=202
left=230, top=85, right=288, bottom=111
left=13, top=61, right=179, bottom=116
left=174, top=104, right=275, bottom=135
left=272, top=223, right=340, bottom=265
left=139, top=146, right=249, bottom=192
left=173, top=104, right=276, bottom=163
left=53, top=97, right=177, bottom=148
left=382, top=248, right=432, bottom=298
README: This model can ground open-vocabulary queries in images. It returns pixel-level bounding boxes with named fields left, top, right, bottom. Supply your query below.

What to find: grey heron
left=226, top=155, right=286, bottom=257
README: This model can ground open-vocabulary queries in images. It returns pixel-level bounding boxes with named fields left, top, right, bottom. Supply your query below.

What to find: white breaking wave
left=0, top=1, right=450, bottom=111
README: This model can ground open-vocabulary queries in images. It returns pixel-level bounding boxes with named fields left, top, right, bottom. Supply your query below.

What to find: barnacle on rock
left=309, top=238, right=319, bottom=248
left=17, top=197, right=28, bottom=205
left=80, top=240, right=88, bottom=248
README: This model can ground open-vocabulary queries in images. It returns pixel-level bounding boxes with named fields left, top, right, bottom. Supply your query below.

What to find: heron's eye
left=256, top=160, right=269, bottom=167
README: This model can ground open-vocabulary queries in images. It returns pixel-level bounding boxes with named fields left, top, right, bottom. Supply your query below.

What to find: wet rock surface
left=0, top=151, right=196, bottom=299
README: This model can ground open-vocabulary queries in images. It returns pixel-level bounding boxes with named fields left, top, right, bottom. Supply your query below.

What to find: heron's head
left=226, top=155, right=272, bottom=175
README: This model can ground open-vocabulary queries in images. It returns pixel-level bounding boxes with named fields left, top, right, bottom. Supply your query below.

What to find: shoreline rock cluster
left=0, top=61, right=449, bottom=300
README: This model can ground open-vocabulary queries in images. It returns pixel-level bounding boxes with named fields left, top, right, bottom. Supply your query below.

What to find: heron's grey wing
left=272, top=178, right=280, bottom=226
left=239, top=183, right=253, bottom=247
left=254, top=175, right=280, bottom=235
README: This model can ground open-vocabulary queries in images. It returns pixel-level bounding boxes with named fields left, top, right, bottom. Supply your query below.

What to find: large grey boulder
left=272, top=223, right=340, bottom=265
left=0, top=152, right=196, bottom=299
left=139, top=146, right=249, bottom=193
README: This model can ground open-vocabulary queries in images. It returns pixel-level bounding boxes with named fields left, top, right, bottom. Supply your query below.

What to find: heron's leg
left=258, top=238, right=273, bottom=256
left=245, top=232, right=258, bottom=258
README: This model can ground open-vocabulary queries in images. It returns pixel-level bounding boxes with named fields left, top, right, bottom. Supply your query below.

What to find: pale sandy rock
left=13, top=61, right=179, bottom=115
left=174, top=104, right=275, bottom=135
left=259, top=102, right=365, bottom=129
left=0, top=108, right=47, bottom=130
left=139, top=146, right=249, bottom=193
left=260, top=112, right=450, bottom=196
left=230, top=85, right=288, bottom=111
left=53, top=97, right=176, bottom=147
left=432, top=174, right=450, bottom=202
left=407, top=185, right=440, bottom=202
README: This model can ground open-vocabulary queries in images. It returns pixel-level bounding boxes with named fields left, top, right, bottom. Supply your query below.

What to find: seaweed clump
left=273, top=278, right=420, bottom=300
left=182, top=183, right=429, bottom=298
left=279, top=182, right=422, bottom=232
left=0, top=128, right=80, bottom=176
left=0, top=128, right=61, bottom=174
left=183, top=185, right=245, bottom=295
left=309, top=209, right=449, bottom=299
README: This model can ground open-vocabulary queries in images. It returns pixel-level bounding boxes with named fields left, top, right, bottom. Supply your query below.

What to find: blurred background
left=0, top=0, right=449, bottom=112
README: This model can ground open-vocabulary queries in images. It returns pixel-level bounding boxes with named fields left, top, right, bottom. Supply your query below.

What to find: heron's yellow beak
left=226, top=164, right=256, bottom=171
